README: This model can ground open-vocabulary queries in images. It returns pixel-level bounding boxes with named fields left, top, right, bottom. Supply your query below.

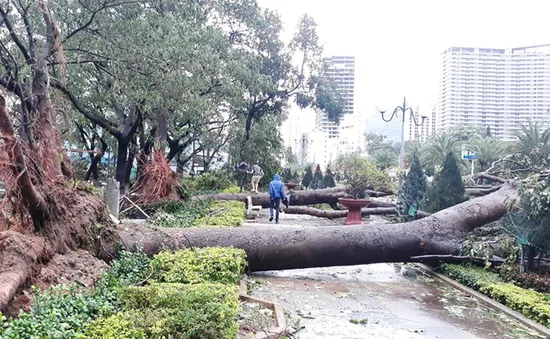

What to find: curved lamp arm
left=380, top=106, right=403, bottom=122
left=405, top=107, right=427, bottom=126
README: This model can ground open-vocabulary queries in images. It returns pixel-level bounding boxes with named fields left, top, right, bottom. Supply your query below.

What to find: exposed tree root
left=130, top=149, right=183, bottom=205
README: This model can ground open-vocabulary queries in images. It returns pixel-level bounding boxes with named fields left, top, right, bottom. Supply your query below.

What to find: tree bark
left=283, top=206, right=430, bottom=219
left=465, top=186, right=502, bottom=196
left=193, top=186, right=396, bottom=208
left=117, top=183, right=518, bottom=271
left=115, top=138, right=129, bottom=194
left=0, top=96, right=49, bottom=230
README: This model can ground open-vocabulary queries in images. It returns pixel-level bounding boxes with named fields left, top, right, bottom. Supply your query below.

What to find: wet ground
left=250, top=264, right=547, bottom=339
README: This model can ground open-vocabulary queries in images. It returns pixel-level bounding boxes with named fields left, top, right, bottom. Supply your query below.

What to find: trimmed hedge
left=151, top=247, right=247, bottom=285
left=85, top=283, right=240, bottom=339
left=441, top=264, right=550, bottom=327
left=0, top=251, right=150, bottom=339
left=150, top=200, right=245, bottom=228
left=195, top=200, right=245, bottom=227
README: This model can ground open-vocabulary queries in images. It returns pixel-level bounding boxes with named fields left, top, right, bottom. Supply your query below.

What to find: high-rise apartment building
left=406, top=107, right=437, bottom=142
left=315, top=56, right=356, bottom=138
left=437, top=44, right=550, bottom=140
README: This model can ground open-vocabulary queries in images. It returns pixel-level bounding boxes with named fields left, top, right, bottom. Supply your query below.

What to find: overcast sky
left=258, top=0, right=550, bottom=139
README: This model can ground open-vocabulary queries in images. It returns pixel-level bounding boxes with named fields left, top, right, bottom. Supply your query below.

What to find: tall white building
left=315, top=56, right=356, bottom=139
left=437, top=44, right=550, bottom=140
left=406, top=107, right=437, bottom=142
left=339, top=112, right=367, bottom=153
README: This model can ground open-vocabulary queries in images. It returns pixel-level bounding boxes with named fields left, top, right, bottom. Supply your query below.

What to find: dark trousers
left=270, top=198, right=281, bottom=222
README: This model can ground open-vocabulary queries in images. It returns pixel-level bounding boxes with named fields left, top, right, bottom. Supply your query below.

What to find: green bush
left=441, top=264, right=550, bottom=327
left=220, top=185, right=241, bottom=193
left=183, top=171, right=235, bottom=194
left=151, top=247, right=247, bottom=285
left=195, top=200, right=245, bottom=227
left=0, top=251, right=150, bottom=339
left=149, top=200, right=244, bottom=228
left=479, top=283, right=550, bottom=327
left=440, top=263, right=503, bottom=288
left=149, top=200, right=211, bottom=228
left=86, top=283, right=239, bottom=339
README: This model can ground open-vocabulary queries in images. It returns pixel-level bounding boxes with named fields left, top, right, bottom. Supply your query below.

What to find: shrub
left=333, top=152, right=393, bottom=198
left=479, top=283, right=550, bottom=327
left=440, top=263, right=503, bottom=288
left=149, top=200, right=211, bottom=228
left=497, top=264, right=550, bottom=293
left=151, top=247, right=247, bottom=285
left=149, top=200, right=244, bottom=228
left=86, top=283, right=240, bottom=339
left=195, top=201, right=245, bottom=227
left=0, top=251, right=150, bottom=339
left=183, top=170, right=235, bottom=194
left=441, top=264, right=550, bottom=327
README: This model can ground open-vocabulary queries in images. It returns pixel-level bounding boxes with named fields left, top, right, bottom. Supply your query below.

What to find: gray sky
left=259, top=0, right=549, bottom=138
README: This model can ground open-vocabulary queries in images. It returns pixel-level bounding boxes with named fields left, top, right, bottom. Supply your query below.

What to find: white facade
left=437, top=44, right=550, bottom=140
left=300, top=130, right=339, bottom=169
left=405, top=107, right=436, bottom=142
left=315, top=56, right=356, bottom=139
left=338, top=112, right=366, bottom=153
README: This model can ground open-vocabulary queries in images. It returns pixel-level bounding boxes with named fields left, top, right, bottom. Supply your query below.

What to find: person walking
left=248, top=161, right=264, bottom=193
left=269, top=174, right=285, bottom=224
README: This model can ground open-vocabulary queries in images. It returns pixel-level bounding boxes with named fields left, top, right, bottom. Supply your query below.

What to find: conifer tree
left=310, top=164, right=323, bottom=189
left=401, top=154, right=427, bottom=217
left=320, top=167, right=336, bottom=188
left=423, top=152, right=467, bottom=212
left=302, top=166, right=313, bottom=189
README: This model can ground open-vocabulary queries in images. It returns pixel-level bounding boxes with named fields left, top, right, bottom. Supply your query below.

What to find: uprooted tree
left=0, top=0, right=547, bottom=316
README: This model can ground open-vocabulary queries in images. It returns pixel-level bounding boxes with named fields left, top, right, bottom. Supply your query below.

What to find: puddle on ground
left=250, top=263, right=548, bottom=339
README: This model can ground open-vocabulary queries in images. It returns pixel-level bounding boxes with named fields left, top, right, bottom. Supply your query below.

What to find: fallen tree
left=283, top=206, right=430, bottom=219
left=194, top=185, right=501, bottom=208
left=193, top=186, right=394, bottom=208
left=114, top=182, right=518, bottom=271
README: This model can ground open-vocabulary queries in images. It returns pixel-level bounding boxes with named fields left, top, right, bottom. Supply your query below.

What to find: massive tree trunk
left=194, top=186, right=370, bottom=207
left=118, top=183, right=517, bottom=271
left=115, top=138, right=129, bottom=193
left=195, top=186, right=489, bottom=208
left=283, top=206, right=430, bottom=219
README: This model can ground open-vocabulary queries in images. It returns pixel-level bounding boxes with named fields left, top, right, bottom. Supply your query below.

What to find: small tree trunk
left=115, top=139, right=129, bottom=194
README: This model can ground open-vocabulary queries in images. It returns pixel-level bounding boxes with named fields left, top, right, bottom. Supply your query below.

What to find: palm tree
left=372, top=149, right=398, bottom=170
left=420, top=132, right=463, bottom=171
left=515, top=121, right=550, bottom=165
left=470, top=135, right=506, bottom=172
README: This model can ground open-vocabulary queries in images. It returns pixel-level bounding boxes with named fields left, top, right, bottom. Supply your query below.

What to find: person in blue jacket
left=269, top=173, right=286, bottom=224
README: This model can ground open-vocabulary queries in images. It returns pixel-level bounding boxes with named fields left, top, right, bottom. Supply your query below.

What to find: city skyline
left=258, top=0, right=550, bottom=125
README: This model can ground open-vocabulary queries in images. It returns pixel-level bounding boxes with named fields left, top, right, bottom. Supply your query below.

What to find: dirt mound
left=36, top=249, right=109, bottom=288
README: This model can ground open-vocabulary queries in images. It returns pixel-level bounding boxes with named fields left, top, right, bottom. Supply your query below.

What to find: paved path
left=250, top=264, right=547, bottom=339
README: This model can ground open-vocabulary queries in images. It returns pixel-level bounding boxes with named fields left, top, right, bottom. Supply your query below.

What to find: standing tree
left=310, top=164, right=323, bottom=189
left=320, top=167, right=336, bottom=188
left=401, top=154, right=427, bottom=218
left=423, top=152, right=467, bottom=212
left=302, top=166, right=313, bottom=189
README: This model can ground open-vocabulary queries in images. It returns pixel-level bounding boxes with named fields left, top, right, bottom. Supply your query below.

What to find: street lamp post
left=378, top=97, right=427, bottom=193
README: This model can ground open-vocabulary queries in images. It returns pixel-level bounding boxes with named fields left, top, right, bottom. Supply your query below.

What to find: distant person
left=269, top=173, right=285, bottom=224
left=247, top=161, right=264, bottom=193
